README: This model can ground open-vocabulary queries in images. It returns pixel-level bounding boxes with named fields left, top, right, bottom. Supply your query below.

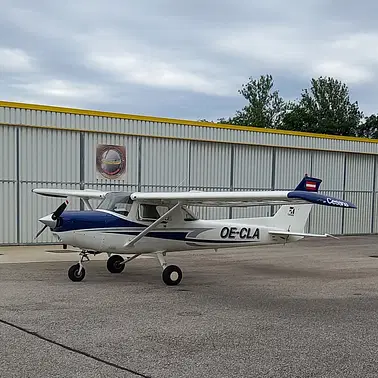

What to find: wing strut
left=82, top=198, right=93, bottom=210
left=123, top=202, right=181, bottom=248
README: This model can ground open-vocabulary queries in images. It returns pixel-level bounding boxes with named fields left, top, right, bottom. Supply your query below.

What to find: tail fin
left=272, top=175, right=322, bottom=232
left=272, top=204, right=312, bottom=232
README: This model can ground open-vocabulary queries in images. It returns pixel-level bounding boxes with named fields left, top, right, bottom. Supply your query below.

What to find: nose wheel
left=67, top=250, right=97, bottom=282
left=68, top=263, right=86, bottom=282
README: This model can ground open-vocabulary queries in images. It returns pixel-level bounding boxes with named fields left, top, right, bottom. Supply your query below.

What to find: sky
left=1, top=0, right=378, bottom=122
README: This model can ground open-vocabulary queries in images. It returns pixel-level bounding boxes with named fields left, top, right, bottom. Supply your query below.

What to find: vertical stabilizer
left=272, top=174, right=322, bottom=231
left=272, top=204, right=313, bottom=232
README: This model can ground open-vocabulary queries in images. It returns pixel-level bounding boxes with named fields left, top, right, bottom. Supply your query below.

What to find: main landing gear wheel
left=68, top=263, right=86, bottom=282
left=156, top=252, right=183, bottom=286
left=107, top=255, right=125, bottom=273
left=162, top=265, right=182, bottom=286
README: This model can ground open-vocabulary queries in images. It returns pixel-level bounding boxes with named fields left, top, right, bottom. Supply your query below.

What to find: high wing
left=32, top=188, right=109, bottom=210
left=32, top=175, right=358, bottom=209
left=130, top=189, right=356, bottom=208
left=130, top=175, right=357, bottom=209
left=130, top=190, right=305, bottom=207
left=32, top=188, right=108, bottom=199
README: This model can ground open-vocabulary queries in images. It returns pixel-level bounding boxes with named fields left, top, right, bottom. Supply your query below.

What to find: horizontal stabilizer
left=268, top=230, right=339, bottom=239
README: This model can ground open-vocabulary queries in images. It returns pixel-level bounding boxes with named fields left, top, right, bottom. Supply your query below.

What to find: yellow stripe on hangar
left=1, top=100, right=377, bottom=144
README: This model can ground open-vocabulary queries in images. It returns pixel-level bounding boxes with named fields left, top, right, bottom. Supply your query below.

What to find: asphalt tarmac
left=1, top=236, right=378, bottom=377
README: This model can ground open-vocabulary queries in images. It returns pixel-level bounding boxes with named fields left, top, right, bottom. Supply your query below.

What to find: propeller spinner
left=34, top=200, right=69, bottom=239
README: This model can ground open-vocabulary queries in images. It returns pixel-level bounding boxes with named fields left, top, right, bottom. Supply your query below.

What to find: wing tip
left=31, top=188, right=108, bottom=199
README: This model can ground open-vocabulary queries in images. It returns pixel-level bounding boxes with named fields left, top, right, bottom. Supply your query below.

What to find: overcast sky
left=1, top=0, right=378, bottom=121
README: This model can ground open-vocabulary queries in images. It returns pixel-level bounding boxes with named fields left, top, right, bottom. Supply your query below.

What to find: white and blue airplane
left=32, top=175, right=356, bottom=286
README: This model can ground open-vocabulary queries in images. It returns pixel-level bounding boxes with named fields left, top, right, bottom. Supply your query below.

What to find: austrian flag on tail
left=305, top=181, right=318, bottom=191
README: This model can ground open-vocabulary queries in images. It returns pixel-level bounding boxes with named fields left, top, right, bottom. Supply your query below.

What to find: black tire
left=107, top=255, right=125, bottom=273
left=68, top=263, right=85, bottom=282
left=162, top=265, right=182, bottom=286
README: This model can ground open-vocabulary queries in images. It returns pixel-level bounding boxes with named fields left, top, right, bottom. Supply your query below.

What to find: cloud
left=85, top=47, right=235, bottom=97
left=312, top=61, right=372, bottom=84
left=1, top=0, right=378, bottom=120
left=0, top=47, right=35, bottom=73
left=214, top=26, right=378, bottom=86
left=11, top=79, right=107, bottom=100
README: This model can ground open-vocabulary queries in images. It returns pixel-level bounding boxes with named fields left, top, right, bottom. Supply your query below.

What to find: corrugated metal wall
left=1, top=104, right=378, bottom=244
left=2, top=103, right=378, bottom=154
left=0, top=125, right=17, bottom=244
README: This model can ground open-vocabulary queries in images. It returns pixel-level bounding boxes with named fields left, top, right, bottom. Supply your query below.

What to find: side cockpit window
left=113, top=202, right=132, bottom=216
left=138, top=204, right=169, bottom=221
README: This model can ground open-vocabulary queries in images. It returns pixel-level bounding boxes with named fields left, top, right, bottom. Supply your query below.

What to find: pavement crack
left=0, top=318, right=152, bottom=378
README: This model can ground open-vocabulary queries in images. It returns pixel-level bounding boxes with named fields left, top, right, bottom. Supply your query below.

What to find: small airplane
left=32, top=175, right=356, bottom=286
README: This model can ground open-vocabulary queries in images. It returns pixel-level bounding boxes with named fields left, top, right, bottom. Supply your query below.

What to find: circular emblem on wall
left=96, top=144, right=126, bottom=180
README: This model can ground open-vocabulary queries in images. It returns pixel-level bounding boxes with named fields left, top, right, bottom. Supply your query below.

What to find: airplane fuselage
left=48, top=209, right=299, bottom=254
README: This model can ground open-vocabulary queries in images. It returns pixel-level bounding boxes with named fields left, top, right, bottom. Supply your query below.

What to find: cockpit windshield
left=97, top=192, right=199, bottom=221
left=97, top=192, right=133, bottom=216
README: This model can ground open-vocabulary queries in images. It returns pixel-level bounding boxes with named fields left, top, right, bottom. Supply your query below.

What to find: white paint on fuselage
left=52, top=217, right=302, bottom=255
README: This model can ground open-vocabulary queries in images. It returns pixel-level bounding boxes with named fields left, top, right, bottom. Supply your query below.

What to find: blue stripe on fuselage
left=52, top=211, right=258, bottom=244
left=52, top=210, right=143, bottom=232
left=102, top=231, right=258, bottom=244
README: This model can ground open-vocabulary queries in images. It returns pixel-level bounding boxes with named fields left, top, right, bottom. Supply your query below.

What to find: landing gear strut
left=67, top=250, right=100, bottom=282
left=156, top=252, right=182, bottom=286
left=68, top=251, right=91, bottom=282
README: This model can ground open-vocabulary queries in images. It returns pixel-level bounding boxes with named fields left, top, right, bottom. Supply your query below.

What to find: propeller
left=51, top=200, right=69, bottom=220
left=34, top=200, right=69, bottom=239
left=34, top=224, right=48, bottom=240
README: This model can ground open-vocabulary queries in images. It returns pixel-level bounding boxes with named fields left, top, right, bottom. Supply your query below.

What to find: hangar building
left=1, top=100, right=377, bottom=245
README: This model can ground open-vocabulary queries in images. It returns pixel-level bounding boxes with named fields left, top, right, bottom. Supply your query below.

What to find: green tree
left=219, top=74, right=293, bottom=128
left=279, top=76, right=364, bottom=136
left=356, top=114, right=378, bottom=139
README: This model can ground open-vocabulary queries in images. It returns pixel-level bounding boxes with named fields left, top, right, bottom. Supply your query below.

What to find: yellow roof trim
left=1, top=100, right=377, bottom=144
